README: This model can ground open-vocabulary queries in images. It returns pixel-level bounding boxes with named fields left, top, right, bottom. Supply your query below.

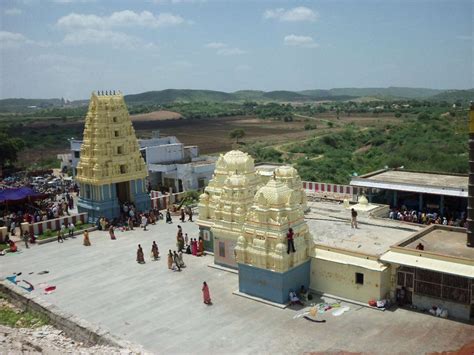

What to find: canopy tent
left=0, top=187, right=47, bottom=204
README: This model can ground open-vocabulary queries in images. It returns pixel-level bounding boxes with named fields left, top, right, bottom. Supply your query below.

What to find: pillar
left=392, top=190, right=398, bottom=208
left=418, top=193, right=423, bottom=212
left=368, top=188, right=373, bottom=203
left=440, top=195, right=445, bottom=216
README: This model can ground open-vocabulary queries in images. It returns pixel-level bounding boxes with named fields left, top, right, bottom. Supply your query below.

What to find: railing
left=303, top=181, right=357, bottom=201
left=24, top=213, right=88, bottom=236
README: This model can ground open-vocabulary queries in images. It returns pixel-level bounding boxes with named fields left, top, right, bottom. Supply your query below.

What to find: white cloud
left=217, top=47, right=245, bottom=56
left=284, top=34, right=319, bottom=48
left=205, top=42, right=227, bottom=49
left=0, top=31, right=30, bottom=48
left=62, top=29, right=155, bottom=49
left=456, top=35, right=472, bottom=41
left=264, top=7, right=318, bottom=22
left=205, top=42, right=245, bottom=56
left=57, top=10, right=185, bottom=30
left=4, top=8, right=22, bottom=15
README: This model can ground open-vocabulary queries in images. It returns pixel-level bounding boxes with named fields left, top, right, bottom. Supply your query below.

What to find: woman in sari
left=136, top=244, right=145, bottom=264
left=176, top=226, right=184, bottom=251
left=83, top=230, right=91, bottom=246
left=202, top=281, right=211, bottom=304
left=167, top=250, right=173, bottom=269
left=109, top=225, right=116, bottom=240
left=197, top=237, right=204, bottom=257
left=191, top=239, right=197, bottom=256
left=151, top=241, right=159, bottom=260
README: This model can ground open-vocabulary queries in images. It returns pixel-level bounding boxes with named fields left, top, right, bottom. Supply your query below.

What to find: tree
left=229, top=129, right=245, bottom=143
left=0, top=131, right=25, bottom=170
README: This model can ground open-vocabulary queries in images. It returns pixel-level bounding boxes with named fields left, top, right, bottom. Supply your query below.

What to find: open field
left=13, top=111, right=405, bottom=166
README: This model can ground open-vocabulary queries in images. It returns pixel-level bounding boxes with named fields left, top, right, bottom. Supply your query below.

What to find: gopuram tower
left=235, top=177, right=313, bottom=304
left=76, top=91, right=150, bottom=221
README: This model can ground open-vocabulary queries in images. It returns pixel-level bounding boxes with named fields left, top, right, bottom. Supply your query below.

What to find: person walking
left=151, top=241, right=159, bottom=260
left=176, top=226, right=184, bottom=251
left=57, top=229, right=64, bottom=243
left=173, top=251, right=181, bottom=271
left=351, top=208, right=358, bottom=229
left=136, top=244, right=145, bottom=264
left=22, top=231, right=29, bottom=249
left=68, top=222, right=75, bottom=238
left=187, top=207, right=193, bottom=222
left=180, top=208, right=186, bottom=223
left=141, top=214, right=148, bottom=231
left=202, top=281, right=212, bottom=305
left=286, top=228, right=295, bottom=254
left=167, top=250, right=173, bottom=270
left=184, top=233, right=189, bottom=246
left=166, top=209, right=172, bottom=224
left=61, top=223, right=67, bottom=240
left=83, top=230, right=91, bottom=246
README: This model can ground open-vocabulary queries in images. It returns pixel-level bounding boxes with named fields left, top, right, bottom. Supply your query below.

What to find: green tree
left=229, top=129, right=245, bottom=143
left=0, top=132, right=25, bottom=170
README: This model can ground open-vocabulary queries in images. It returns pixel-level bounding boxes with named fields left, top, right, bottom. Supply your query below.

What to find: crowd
left=388, top=208, right=467, bottom=227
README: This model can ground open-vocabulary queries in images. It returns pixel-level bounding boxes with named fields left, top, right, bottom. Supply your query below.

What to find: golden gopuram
left=76, top=91, right=150, bottom=221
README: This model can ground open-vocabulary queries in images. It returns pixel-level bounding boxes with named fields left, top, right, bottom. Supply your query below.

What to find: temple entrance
left=116, top=181, right=131, bottom=203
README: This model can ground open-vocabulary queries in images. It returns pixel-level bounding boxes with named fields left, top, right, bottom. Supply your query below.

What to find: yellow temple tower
left=235, top=178, right=313, bottom=303
left=76, top=91, right=150, bottom=221
left=197, top=150, right=260, bottom=264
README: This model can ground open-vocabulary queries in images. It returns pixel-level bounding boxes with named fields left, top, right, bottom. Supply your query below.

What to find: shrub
left=43, top=229, right=52, bottom=237
left=304, top=124, right=317, bottom=130
left=75, top=220, right=83, bottom=226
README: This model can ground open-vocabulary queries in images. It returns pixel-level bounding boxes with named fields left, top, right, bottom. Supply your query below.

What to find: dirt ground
left=15, top=111, right=403, bottom=164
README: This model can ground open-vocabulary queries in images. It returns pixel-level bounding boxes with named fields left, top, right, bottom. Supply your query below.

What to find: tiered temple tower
left=76, top=91, right=150, bottom=221
left=197, top=150, right=260, bottom=259
left=235, top=178, right=313, bottom=303
left=274, top=165, right=308, bottom=212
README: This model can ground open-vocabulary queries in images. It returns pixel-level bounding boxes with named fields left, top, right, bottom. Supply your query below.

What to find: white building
left=66, top=131, right=216, bottom=193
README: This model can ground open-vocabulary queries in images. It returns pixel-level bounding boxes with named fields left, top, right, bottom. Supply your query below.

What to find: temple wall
left=310, top=257, right=391, bottom=304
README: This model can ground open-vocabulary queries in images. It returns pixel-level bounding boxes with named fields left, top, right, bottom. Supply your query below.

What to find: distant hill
left=1, top=87, right=472, bottom=112
left=428, top=89, right=474, bottom=103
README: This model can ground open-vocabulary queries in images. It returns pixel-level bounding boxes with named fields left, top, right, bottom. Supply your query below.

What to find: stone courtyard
left=1, top=218, right=473, bottom=354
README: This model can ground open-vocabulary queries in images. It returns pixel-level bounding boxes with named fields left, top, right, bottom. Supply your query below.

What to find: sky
left=0, top=0, right=472, bottom=99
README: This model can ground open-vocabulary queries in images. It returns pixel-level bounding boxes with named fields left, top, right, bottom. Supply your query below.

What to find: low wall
left=0, top=280, right=144, bottom=351
left=412, top=293, right=471, bottom=321
left=150, top=191, right=187, bottom=211
left=303, top=181, right=357, bottom=201
left=25, top=213, right=88, bottom=236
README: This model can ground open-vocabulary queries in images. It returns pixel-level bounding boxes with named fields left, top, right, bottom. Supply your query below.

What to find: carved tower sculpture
left=76, top=91, right=149, bottom=221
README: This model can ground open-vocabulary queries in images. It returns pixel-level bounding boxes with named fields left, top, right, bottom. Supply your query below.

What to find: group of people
left=388, top=208, right=467, bottom=227
left=165, top=206, right=194, bottom=224
left=136, top=241, right=161, bottom=264
left=56, top=222, right=76, bottom=243
left=167, top=249, right=186, bottom=271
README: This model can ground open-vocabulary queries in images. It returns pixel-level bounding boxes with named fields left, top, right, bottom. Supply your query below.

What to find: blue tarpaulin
left=0, top=187, right=44, bottom=203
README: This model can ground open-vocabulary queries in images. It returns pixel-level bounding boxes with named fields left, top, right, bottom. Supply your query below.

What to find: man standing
left=68, top=222, right=75, bottom=238
left=22, top=231, right=29, bottom=249
left=287, top=228, right=296, bottom=254
left=351, top=208, right=358, bottom=229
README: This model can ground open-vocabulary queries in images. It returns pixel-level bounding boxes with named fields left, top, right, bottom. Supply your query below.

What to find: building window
left=355, top=273, right=364, bottom=285
left=120, top=165, right=126, bottom=174
left=74, top=151, right=80, bottom=158
left=219, top=242, right=225, bottom=257
left=114, top=130, right=119, bottom=137
left=113, top=117, right=117, bottom=123
left=117, top=146, right=123, bottom=155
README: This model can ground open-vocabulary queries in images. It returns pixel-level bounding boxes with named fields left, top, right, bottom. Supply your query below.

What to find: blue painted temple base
left=238, top=260, right=311, bottom=304
left=78, top=179, right=150, bottom=223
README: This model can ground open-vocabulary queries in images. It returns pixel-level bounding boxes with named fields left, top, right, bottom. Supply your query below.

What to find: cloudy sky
left=0, top=0, right=472, bottom=99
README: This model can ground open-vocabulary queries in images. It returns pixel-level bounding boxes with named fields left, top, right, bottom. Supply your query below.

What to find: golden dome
left=219, top=150, right=255, bottom=174
left=225, top=173, right=247, bottom=187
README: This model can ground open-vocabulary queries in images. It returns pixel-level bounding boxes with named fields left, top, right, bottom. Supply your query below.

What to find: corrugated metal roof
left=314, top=249, right=388, bottom=271
left=380, top=251, right=474, bottom=278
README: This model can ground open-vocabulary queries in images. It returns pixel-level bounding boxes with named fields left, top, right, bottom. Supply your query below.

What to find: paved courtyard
left=1, top=219, right=473, bottom=354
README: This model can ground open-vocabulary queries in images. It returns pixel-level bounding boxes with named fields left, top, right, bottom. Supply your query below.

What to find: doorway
left=116, top=181, right=131, bottom=203
left=397, top=266, right=415, bottom=304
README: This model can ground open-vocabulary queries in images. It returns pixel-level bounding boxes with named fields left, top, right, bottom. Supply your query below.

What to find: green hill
left=428, top=89, right=474, bottom=103
left=327, top=87, right=444, bottom=99
left=124, top=89, right=235, bottom=104
left=0, top=98, right=64, bottom=113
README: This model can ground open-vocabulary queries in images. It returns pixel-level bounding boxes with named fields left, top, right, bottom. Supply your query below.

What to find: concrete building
left=69, top=131, right=216, bottom=193
left=75, top=91, right=149, bottom=221
left=381, top=225, right=474, bottom=320
left=350, top=168, right=467, bottom=216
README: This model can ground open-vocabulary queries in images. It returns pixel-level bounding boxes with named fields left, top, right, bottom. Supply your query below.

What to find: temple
left=76, top=91, right=150, bottom=221
left=235, top=178, right=313, bottom=303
